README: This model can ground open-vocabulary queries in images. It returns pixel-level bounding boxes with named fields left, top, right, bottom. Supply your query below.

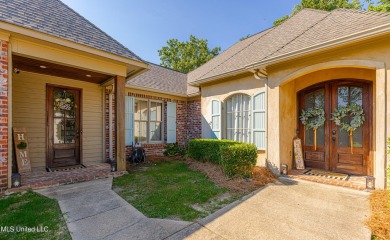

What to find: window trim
left=134, top=98, right=164, bottom=144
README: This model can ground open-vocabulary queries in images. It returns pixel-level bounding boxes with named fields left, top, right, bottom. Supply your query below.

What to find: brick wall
left=186, top=99, right=202, bottom=140
left=105, top=90, right=198, bottom=158
left=0, top=40, right=8, bottom=192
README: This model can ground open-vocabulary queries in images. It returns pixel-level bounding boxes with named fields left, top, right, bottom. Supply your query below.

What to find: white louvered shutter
left=125, top=96, right=134, bottom=146
left=167, top=102, right=177, bottom=143
left=211, top=100, right=221, bottom=139
left=252, top=92, right=266, bottom=150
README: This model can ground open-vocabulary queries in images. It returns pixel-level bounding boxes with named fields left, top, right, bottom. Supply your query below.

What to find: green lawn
left=113, top=161, right=238, bottom=221
left=0, top=190, right=71, bottom=240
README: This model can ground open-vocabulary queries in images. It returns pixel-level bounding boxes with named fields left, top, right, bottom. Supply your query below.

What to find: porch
left=5, top=163, right=127, bottom=194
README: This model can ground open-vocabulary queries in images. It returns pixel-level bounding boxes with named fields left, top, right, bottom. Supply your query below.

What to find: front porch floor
left=6, top=163, right=127, bottom=194
left=287, top=169, right=367, bottom=191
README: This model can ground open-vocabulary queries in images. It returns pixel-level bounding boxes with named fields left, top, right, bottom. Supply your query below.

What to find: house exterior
left=188, top=9, right=390, bottom=189
left=0, top=0, right=200, bottom=192
left=0, top=0, right=389, bottom=192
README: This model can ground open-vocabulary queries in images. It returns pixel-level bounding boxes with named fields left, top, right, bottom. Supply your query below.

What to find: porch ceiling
left=12, top=55, right=113, bottom=84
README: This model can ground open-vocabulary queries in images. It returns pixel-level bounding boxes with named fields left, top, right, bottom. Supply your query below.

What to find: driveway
left=36, top=177, right=371, bottom=240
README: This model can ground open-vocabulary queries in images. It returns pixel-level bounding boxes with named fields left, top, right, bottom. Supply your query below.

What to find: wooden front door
left=298, top=80, right=371, bottom=175
left=47, top=85, right=81, bottom=168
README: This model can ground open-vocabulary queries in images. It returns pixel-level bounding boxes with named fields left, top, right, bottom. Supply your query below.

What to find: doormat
left=46, top=164, right=86, bottom=172
left=304, top=169, right=349, bottom=181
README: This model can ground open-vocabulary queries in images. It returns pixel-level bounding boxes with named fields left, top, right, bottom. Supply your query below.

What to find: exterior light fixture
left=366, top=176, right=375, bottom=190
left=11, top=173, right=21, bottom=188
left=111, top=160, right=117, bottom=172
left=39, top=65, right=47, bottom=69
left=86, top=74, right=91, bottom=77
left=281, top=164, right=288, bottom=175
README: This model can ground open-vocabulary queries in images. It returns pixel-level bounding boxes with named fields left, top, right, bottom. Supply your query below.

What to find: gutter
left=189, top=22, right=390, bottom=87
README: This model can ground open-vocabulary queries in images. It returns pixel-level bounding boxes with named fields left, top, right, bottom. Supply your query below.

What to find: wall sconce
left=366, top=176, right=375, bottom=190
left=111, top=161, right=117, bottom=172
left=11, top=173, right=21, bottom=188
left=281, top=164, right=288, bottom=175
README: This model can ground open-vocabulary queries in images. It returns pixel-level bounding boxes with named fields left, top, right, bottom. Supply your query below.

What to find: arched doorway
left=297, top=79, right=372, bottom=175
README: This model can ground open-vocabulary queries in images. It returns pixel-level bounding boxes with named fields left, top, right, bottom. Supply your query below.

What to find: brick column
left=0, top=40, right=9, bottom=192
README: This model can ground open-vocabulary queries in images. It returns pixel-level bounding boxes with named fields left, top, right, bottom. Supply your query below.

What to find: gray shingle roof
left=127, top=63, right=199, bottom=96
left=188, top=8, right=390, bottom=84
left=0, top=0, right=143, bottom=61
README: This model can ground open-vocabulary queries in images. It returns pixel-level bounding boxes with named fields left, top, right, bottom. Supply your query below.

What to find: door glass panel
left=352, top=126, right=363, bottom=147
left=337, top=87, right=349, bottom=107
left=54, top=118, right=64, bottom=144
left=303, top=88, right=325, bottom=147
left=65, top=120, right=75, bottom=144
left=350, top=87, right=363, bottom=106
left=53, top=88, right=76, bottom=145
left=337, top=86, right=364, bottom=148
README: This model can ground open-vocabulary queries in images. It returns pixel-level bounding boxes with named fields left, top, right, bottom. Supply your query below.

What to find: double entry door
left=298, top=80, right=371, bottom=175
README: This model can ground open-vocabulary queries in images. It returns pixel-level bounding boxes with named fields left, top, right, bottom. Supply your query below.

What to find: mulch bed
left=144, top=156, right=276, bottom=195
left=366, top=190, right=390, bottom=240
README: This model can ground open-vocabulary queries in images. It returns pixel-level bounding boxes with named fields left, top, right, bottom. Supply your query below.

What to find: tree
left=239, top=34, right=252, bottom=41
left=158, top=35, right=221, bottom=73
left=368, top=0, right=390, bottom=12
left=274, top=0, right=365, bottom=26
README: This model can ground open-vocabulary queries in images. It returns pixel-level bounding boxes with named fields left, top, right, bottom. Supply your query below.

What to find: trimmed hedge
left=188, top=139, right=238, bottom=164
left=220, top=143, right=258, bottom=178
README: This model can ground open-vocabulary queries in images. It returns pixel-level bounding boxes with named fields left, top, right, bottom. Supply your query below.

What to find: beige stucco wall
left=266, top=35, right=390, bottom=188
left=13, top=71, right=104, bottom=169
left=201, top=74, right=266, bottom=165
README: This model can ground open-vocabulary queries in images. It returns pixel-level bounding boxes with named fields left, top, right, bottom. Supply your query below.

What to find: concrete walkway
left=36, top=177, right=371, bottom=240
left=35, top=178, right=192, bottom=240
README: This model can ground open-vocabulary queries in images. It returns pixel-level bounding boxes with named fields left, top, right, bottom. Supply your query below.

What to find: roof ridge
left=299, top=8, right=329, bottom=14
left=193, top=8, right=329, bottom=81
left=187, top=27, right=274, bottom=77
left=145, top=61, right=187, bottom=75
left=333, top=8, right=390, bottom=17
left=261, top=10, right=332, bottom=62
left=59, top=0, right=144, bottom=61
left=194, top=26, right=277, bottom=81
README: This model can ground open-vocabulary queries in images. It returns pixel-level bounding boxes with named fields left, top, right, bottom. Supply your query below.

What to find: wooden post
left=115, top=76, right=126, bottom=171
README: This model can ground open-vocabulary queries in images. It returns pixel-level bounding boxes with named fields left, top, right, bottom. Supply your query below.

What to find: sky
left=60, top=0, right=304, bottom=64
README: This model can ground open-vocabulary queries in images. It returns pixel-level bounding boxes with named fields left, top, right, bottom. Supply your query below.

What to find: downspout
left=109, top=85, right=114, bottom=161
left=7, top=42, right=12, bottom=188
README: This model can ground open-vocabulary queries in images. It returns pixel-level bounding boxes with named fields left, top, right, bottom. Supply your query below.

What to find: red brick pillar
left=0, top=40, right=8, bottom=192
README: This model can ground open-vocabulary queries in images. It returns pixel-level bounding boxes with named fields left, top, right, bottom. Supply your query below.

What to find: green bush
left=163, top=143, right=186, bottom=156
left=220, top=143, right=258, bottom=178
left=188, top=139, right=238, bottom=164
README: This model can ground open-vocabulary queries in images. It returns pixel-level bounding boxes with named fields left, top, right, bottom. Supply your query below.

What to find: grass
left=113, top=161, right=237, bottom=221
left=0, top=190, right=71, bottom=240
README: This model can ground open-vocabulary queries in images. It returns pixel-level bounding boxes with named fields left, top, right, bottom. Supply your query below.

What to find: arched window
left=226, top=94, right=251, bottom=143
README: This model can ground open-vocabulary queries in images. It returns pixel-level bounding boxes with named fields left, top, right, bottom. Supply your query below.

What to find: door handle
left=332, top=130, right=337, bottom=135
left=332, top=137, right=336, bottom=142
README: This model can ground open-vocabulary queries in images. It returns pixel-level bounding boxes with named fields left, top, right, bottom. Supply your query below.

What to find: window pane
left=150, top=122, right=162, bottom=141
left=225, top=94, right=251, bottom=143
left=135, top=121, right=147, bottom=143
left=150, top=102, right=157, bottom=121
left=353, top=126, right=363, bottom=147
left=65, top=120, right=75, bottom=144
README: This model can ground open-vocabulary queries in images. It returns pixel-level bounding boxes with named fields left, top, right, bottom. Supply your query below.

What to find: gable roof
left=0, top=0, right=143, bottom=61
left=127, top=63, right=199, bottom=97
left=188, top=8, right=390, bottom=85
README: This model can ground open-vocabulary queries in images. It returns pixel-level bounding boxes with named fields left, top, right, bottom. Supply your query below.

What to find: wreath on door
left=299, top=107, right=326, bottom=150
left=330, top=103, right=365, bottom=153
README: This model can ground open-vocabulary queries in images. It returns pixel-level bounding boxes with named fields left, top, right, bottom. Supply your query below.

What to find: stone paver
left=36, top=176, right=371, bottom=240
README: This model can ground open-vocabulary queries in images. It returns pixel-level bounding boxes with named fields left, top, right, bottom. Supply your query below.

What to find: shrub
left=188, top=139, right=238, bottom=164
left=163, top=143, right=186, bottom=157
left=220, top=143, right=258, bottom=178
